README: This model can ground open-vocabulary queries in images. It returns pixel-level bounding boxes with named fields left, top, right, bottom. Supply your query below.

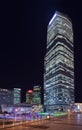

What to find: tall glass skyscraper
left=33, top=86, right=41, bottom=104
left=26, top=90, right=33, bottom=104
left=0, top=88, right=13, bottom=106
left=13, top=88, right=21, bottom=104
left=44, top=11, right=74, bottom=112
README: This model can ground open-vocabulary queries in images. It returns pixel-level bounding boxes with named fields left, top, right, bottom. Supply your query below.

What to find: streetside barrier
left=0, top=112, right=68, bottom=129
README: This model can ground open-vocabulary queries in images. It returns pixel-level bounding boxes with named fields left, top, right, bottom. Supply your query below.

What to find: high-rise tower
left=26, top=90, right=33, bottom=104
left=33, top=86, right=41, bottom=104
left=44, top=11, right=74, bottom=112
left=13, top=88, right=21, bottom=104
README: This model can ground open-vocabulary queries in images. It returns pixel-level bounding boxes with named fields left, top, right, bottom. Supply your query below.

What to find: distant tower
left=33, top=86, right=41, bottom=104
left=13, top=88, right=21, bottom=104
left=44, top=11, right=74, bottom=111
left=0, top=88, right=13, bottom=105
left=26, top=90, right=33, bottom=104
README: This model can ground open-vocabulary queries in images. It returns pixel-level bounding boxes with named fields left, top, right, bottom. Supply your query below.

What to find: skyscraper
left=26, top=90, right=33, bottom=104
left=13, top=88, right=21, bottom=104
left=44, top=11, right=74, bottom=112
left=0, top=88, right=13, bottom=105
left=0, top=88, right=21, bottom=106
left=33, top=86, right=41, bottom=104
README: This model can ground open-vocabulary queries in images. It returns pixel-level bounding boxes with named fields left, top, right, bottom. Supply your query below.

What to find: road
left=1, top=113, right=82, bottom=130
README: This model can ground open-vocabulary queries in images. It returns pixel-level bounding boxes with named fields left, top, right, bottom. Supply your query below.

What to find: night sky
left=0, top=0, right=82, bottom=103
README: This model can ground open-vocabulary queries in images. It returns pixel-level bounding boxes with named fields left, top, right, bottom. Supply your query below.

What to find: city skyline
left=0, top=0, right=82, bottom=102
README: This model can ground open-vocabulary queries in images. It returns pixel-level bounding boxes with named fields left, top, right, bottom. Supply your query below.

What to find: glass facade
left=33, top=86, right=41, bottom=104
left=0, top=88, right=13, bottom=105
left=26, top=90, right=33, bottom=104
left=44, top=11, right=74, bottom=111
left=26, top=87, right=41, bottom=105
left=13, top=88, right=21, bottom=104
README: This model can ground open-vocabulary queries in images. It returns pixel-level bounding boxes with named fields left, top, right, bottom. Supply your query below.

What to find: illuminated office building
left=44, top=11, right=74, bottom=111
left=13, top=88, right=21, bottom=104
left=26, top=90, right=33, bottom=104
left=33, top=86, right=41, bottom=104
left=0, top=88, right=13, bottom=105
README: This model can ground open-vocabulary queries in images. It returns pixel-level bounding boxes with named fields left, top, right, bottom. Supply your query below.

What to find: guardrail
left=0, top=112, right=67, bottom=129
